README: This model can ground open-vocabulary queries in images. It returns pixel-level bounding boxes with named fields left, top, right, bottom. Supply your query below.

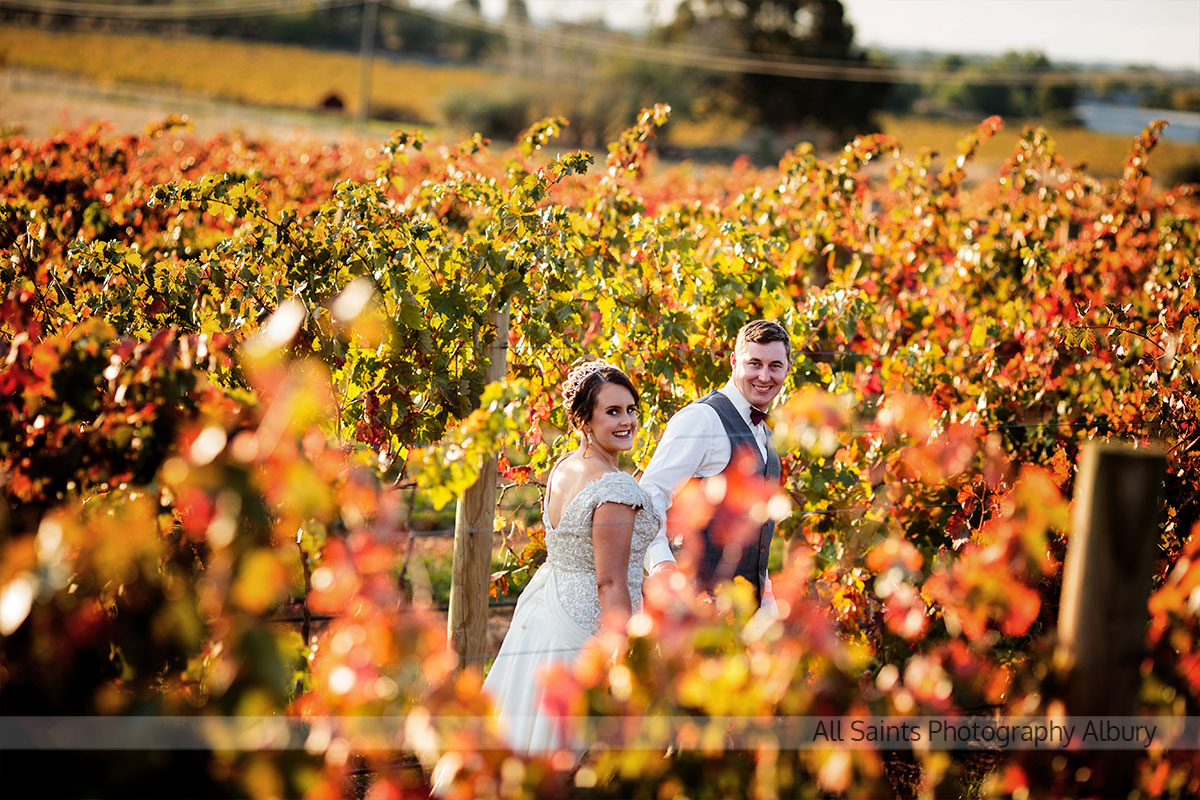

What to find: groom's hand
left=641, top=560, right=678, bottom=604
left=643, top=560, right=676, bottom=595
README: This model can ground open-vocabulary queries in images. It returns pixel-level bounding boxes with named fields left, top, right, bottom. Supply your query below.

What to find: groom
left=640, top=319, right=791, bottom=607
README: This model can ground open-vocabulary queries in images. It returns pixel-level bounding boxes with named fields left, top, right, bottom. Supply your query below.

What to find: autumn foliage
left=2, top=108, right=1199, bottom=798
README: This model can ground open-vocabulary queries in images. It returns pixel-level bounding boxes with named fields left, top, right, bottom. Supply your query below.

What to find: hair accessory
left=562, top=359, right=616, bottom=406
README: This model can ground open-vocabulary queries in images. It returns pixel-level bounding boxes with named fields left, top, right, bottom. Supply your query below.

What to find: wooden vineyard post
left=356, top=0, right=378, bottom=125
left=1055, top=441, right=1166, bottom=790
left=447, top=304, right=510, bottom=668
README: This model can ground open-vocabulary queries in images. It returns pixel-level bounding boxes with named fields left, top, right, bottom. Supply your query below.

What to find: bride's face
left=585, top=382, right=639, bottom=454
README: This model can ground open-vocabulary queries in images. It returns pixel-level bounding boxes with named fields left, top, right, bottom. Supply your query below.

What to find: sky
left=840, top=0, right=1200, bottom=70
left=418, top=0, right=1200, bottom=71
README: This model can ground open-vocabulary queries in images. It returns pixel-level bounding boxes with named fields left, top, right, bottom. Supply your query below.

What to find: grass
left=405, top=536, right=535, bottom=607
left=879, top=112, right=1200, bottom=181
left=403, top=483, right=543, bottom=607
left=0, top=25, right=506, bottom=124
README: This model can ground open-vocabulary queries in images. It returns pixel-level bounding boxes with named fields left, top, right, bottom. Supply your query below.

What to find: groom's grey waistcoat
left=692, top=391, right=782, bottom=600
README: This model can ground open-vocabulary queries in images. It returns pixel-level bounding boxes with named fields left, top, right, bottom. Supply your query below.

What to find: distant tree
left=928, top=51, right=1078, bottom=122
left=657, top=0, right=887, bottom=135
left=867, top=49, right=920, bottom=114
left=505, top=0, right=529, bottom=20
left=1090, top=71, right=1199, bottom=113
left=377, top=1, right=446, bottom=56
left=1169, top=87, right=1200, bottom=113
left=446, top=0, right=493, bottom=60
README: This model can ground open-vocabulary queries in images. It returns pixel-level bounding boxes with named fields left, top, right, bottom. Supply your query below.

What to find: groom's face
left=731, top=341, right=790, bottom=410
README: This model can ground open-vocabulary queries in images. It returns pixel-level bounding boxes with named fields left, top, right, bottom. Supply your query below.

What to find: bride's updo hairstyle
left=561, top=359, right=639, bottom=431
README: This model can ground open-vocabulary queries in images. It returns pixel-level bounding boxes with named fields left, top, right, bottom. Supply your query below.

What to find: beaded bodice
left=543, top=471, right=660, bottom=632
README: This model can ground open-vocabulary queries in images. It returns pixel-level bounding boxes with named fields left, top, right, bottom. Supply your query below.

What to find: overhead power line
left=394, top=1, right=1196, bottom=87
left=2, top=0, right=1193, bottom=86
left=0, top=0, right=356, bottom=20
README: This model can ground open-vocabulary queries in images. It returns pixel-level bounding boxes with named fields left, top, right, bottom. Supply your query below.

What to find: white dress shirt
left=639, top=380, right=775, bottom=589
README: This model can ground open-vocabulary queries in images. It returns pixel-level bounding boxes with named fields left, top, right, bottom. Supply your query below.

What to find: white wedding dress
left=482, top=470, right=660, bottom=755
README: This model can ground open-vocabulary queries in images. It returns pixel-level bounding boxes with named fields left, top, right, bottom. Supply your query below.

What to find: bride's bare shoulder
left=544, top=452, right=621, bottom=526
left=548, top=452, right=604, bottom=497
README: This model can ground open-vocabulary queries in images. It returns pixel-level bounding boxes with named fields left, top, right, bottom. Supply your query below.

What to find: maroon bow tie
left=750, top=408, right=768, bottom=426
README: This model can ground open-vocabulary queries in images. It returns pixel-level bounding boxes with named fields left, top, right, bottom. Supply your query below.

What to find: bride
left=483, top=359, right=661, bottom=755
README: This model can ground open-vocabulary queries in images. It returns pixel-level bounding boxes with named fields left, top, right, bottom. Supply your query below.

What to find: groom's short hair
left=735, top=320, right=791, bottom=362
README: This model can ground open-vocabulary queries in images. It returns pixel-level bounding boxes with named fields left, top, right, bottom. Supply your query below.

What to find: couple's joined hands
left=648, top=560, right=677, bottom=577
left=641, top=559, right=677, bottom=602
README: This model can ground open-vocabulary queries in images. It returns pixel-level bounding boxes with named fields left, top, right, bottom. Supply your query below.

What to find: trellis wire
left=284, top=405, right=1187, bottom=663
left=396, top=416, right=1176, bottom=539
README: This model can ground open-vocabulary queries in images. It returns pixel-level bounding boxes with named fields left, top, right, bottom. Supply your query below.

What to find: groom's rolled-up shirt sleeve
left=639, top=403, right=730, bottom=571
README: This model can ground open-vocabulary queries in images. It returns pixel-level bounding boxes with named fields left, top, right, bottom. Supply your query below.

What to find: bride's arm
left=592, top=501, right=636, bottom=630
